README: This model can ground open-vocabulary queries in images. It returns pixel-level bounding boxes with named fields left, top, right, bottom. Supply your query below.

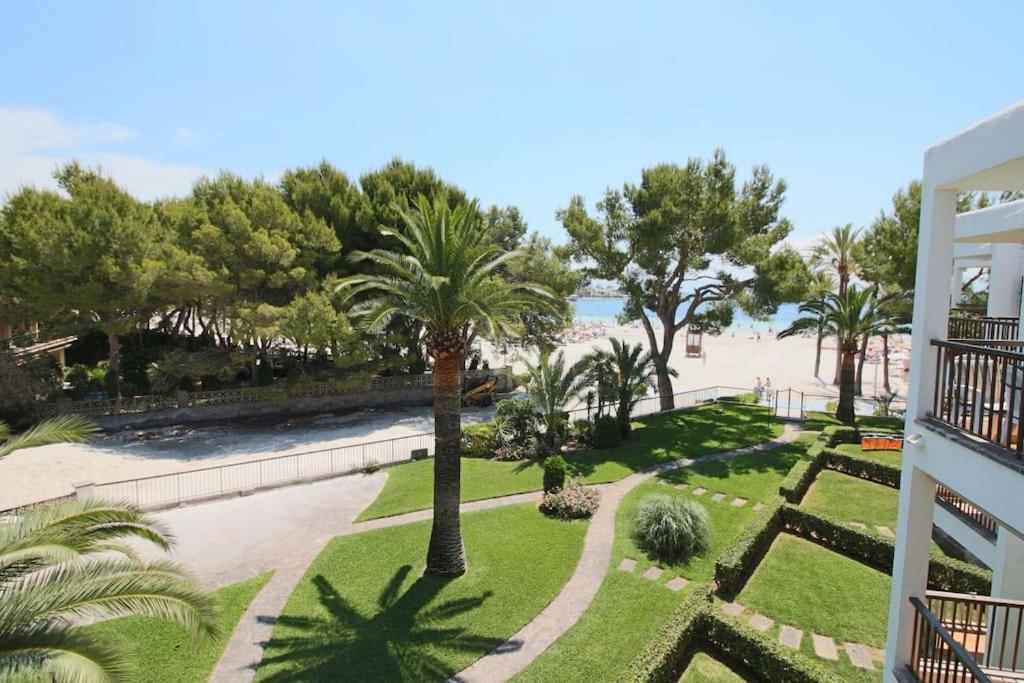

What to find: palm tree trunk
left=813, top=326, right=823, bottom=378
left=426, top=349, right=467, bottom=575
left=882, top=333, right=891, bottom=393
left=855, top=335, right=868, bottom=396
left=837, top=350, right=857, bottom=424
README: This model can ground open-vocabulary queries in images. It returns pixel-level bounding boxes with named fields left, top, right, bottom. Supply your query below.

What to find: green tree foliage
left=524, top=350, right=587, bottom=449
left=340, top=196, right=554, bottom=575
left=560, top=151, right=807, bottom=409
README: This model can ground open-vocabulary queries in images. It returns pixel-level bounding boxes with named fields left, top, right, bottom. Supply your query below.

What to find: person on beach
left=765, top=377, right=773, bottom=402
left=755, top=377, right=764, bottom=401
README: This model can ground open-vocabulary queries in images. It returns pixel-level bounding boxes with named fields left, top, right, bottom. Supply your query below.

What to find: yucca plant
left=0, top=416, right=218, bottom=681
left=339, top=195, right=555, bottom=575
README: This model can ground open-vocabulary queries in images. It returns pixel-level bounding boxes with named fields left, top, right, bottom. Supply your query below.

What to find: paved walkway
left=197, top=423, right=800, bottom=681
left=451, top=424, right=801, bottom=682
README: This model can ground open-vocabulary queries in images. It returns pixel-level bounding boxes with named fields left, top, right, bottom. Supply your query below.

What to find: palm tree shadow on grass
left=257, top=566, right=513, bottom=682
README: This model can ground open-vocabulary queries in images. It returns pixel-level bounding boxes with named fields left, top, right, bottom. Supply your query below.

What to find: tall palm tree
left=341, top=196, right=554, bottom=575
left=779, top=286, right=893, bottom=424
left=585, top=338, right=664, bottom=436
left=524, top=350, right=587, bottom=449
left=810, top=224, right=862, bottom=384
left=0, top=416, right=218, bottom=681
left=806, top=269, right=837, bottom=379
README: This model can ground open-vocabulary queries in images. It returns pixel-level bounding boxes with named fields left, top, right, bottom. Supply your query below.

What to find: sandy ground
left=0, top=329, right=907, bottom=510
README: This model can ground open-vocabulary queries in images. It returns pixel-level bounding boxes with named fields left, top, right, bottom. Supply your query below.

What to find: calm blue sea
left=572, top=297, right=800, bottom=333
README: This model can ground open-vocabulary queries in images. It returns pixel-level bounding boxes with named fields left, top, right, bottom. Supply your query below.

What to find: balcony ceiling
left=925, top=100, right=1024, bottom=192
left=954, top=198, right=1024, bottom=244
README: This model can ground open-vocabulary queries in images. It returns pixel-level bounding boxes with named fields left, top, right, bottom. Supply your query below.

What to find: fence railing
left=949, top=316, right=1021, bottom=342
left=935, top=485, right=999, bottom=540
left=909, top=590, right=1024, bottom=680
left=930, top=339, right=1024, bottom=458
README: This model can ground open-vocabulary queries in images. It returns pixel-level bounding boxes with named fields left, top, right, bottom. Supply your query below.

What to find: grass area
left=802, top=411, right=903, bottom=433
left=255, top=504, right=586, bottom=681
left=738, top=534, right=890, bottom=649
left=802, top=471, right=899, bottom=528
left=835, top=442, right=902, bottom=466
left=89, top=571, right=272, bottom=683
left=360, top=403, right=782, bottom=520
left=516, top=473, right=764, bottom=682
left=677, top=651, right=746, bottom=682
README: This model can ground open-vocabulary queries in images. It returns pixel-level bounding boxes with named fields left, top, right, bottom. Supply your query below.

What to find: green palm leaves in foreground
left=339, top=196, right=556, bottom=575
left=0, top=419, right=218, bottom=682
left=779, top=285, right=894, bottom=424
left=585, top=338, right=663, bottom=434
left=524, top=350, right=588, bottom=448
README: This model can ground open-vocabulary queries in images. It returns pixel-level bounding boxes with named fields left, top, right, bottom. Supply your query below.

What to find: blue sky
left=1, top=1, right=1021, bottom=249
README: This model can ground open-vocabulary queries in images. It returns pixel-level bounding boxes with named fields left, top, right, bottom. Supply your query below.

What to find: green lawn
left=360, top=403, right=782, bottom=520
left=737, top=534, right=890, bottom=649
left=89, top=571, right=272, bottom=683
left=516, top=478, right=758, bottom=682
left=255, top=504, right=586, bottom=681
left=802, top=471, right=899, bottom=528
left=835, top=442, right=902, bottom=466
left=677, top=651, right=747, bottom=682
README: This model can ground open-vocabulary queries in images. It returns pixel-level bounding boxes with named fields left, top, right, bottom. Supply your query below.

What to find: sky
left=1, top=1, right=1022, bottom=251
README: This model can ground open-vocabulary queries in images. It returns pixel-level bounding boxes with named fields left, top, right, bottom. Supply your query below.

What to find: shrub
left=460, top=423, right=497, bottom=458
left=625, top=586, right=711, bottom=681
left=778, top=442, right=824, bottom=503
left=715, top=499, right=784, bottom=595
left=593, top=415, right=622, bottom=449
left=64, top=364, right=93, bottom=401
left=632, top=495, right=712, bottom=563
left=572, top=419, right=595, bottom=446
left=543, top=454, right=568, bottom=493
left=496, top=398, right=539, bottom=443
left=540, top=480, right=600, bottom=519
left=820, top=447, right=900, bottom=488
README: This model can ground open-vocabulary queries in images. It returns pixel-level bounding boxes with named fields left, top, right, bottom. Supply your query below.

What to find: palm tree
left=524, top=350, right=587, bottom=450
left=0, top=417, right=218, bottom=681
left=806, top=269, right=836, bottom=379
left=810, top=224, right=862, bottom=384
left=341, top=196, right=554, bottom=575
left=779, top=286, right=893, bottom=424
left=585, top=338, right=664, bottom=436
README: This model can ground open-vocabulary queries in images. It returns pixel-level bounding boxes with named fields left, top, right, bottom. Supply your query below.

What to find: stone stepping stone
left=711, top=492, right=726, bottom=502
left=779, top=624, right=803, bottom=649
left=849, top=522, right=867, bottom=530
left=618, top=558, right=637, bottom=573
left=875, top=525, right=895, bottom=537
left=753, top=502, right=766, bottom=512
left=749, top=613, right=774, bottom=631
left=812, top=634, right=839, bottom=660
left=692, top=487, right=707, bottom=496
left=674, top=483, right=689, bottom=490
left=845, top=643, right=874, bottom=670
left=722, top=602, right=745, bottom=617
left=642, top=566, right=663, bottom=581
left=731, top=497, right=748, bottom=507
left=665, top=576, right=689, bottom=591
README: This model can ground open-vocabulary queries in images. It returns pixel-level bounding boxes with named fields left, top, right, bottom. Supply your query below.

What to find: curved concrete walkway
left=451, top=423, right=801, bottom=682
left=210, top=423, right=801, bottom=681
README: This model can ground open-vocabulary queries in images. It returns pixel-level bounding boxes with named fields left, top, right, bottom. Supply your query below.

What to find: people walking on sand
left=754, top=377, right=764, bottom=401
left=765, top=377, right=773, bottom=402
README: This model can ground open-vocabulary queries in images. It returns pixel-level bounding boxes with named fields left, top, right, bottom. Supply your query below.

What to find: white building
left=886, top=102, right=1024, bottom=682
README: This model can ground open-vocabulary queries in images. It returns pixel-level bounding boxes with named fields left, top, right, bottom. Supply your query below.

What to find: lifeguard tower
left=685, top=328, right=703, bottom=357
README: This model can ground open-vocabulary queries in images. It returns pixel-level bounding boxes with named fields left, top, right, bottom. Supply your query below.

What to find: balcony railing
left=935, top=485, right=999, bottom=540
left=949, top=316, right=1021, bottom=342
left=930, top=340, right=1024, bottom=459
left=908, top=591, right=1024, bottom=681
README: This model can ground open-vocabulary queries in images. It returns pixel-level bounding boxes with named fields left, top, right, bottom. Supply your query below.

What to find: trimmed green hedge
left=821, top=424, right=901, bottom=446
left=781, top=505, right=992, bottom=594
left=778, top=442, right=825, bottom=503
left=714, top=498, right=785, bottom=596
left=820, top=447, right=900, bottom=488
left=625, top=586, right=711, bottom=682
left=702, top=610, right=841, bottom=683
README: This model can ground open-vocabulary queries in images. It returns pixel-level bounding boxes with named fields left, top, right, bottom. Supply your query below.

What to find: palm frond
left=0, top=416, right=99, bottom=460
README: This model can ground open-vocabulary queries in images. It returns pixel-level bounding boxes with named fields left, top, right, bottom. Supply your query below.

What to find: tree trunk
left=107, top=331, right=122, bottom=400
left=882, top=333, right=891, bottom=393
left=855, top=335, right=868, bottom=396
left=837, top=350, right=857, bottom=424
left=813, top=327, right=823, bottom=378
left=426, top=349, right=467, bottom=575
left=832, top=345, right=842, bottom=385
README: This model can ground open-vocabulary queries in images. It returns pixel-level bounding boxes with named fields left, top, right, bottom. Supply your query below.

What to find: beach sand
left=0, top=328, right=907, bottom=509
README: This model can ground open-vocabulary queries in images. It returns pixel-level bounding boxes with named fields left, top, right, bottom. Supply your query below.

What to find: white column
left=987, top=243, right=1024, bottom=318
left=988, top=527, right=1024, bottom=669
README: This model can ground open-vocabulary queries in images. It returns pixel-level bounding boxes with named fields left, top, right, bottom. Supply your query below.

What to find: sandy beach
left=0, top=327, right=908, bottom=509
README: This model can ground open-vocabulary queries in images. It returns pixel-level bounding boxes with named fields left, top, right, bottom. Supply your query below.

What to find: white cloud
left=0, top=107, right=208, bottom=201
left=175, top=127, right=198, bottom=144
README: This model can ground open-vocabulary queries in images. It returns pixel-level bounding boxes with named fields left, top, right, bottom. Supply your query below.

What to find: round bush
left=540, top=480, right=600, bottom=519
left=460, top=423, right=497, bottom=458
left=632, top=495, right=712, bottom=562
left=572, top=419, right=595, bottom=446
left=593, top=415, right=622, bottom=449
left=543, top=454, right=568, bottom=493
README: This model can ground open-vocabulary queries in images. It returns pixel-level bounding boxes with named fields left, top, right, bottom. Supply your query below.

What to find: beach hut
left=685, top=328, right=703, bottom=357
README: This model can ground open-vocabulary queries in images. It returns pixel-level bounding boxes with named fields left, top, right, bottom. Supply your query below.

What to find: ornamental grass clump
left=540, top=480, right=600, bottom=519
left=633, top=495, right=712, bottom=562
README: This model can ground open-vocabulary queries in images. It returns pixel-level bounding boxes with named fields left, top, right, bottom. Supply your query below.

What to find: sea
left=572, top=297, right=801, bottom=334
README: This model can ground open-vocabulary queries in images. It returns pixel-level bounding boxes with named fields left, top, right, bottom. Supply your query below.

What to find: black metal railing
left=930, top=340, right=1024, bottom=458
left=935, top=485, right=999, bottom=540
left=949, top=316, right=1021, bottom=342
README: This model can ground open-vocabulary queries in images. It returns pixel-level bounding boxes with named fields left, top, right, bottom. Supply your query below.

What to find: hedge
left=702, top=610, right=842, bottom=683
left=625, top=586, right=711, bottom=682
left=781, top=505, right=992, bottom=594
left=821, top=424, right=901, bottom=447
left=778, top=442, right=825, bottom=503
left=714, top=498, right=785, bottom=596
left=820, top=447, right=901, bottom=488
